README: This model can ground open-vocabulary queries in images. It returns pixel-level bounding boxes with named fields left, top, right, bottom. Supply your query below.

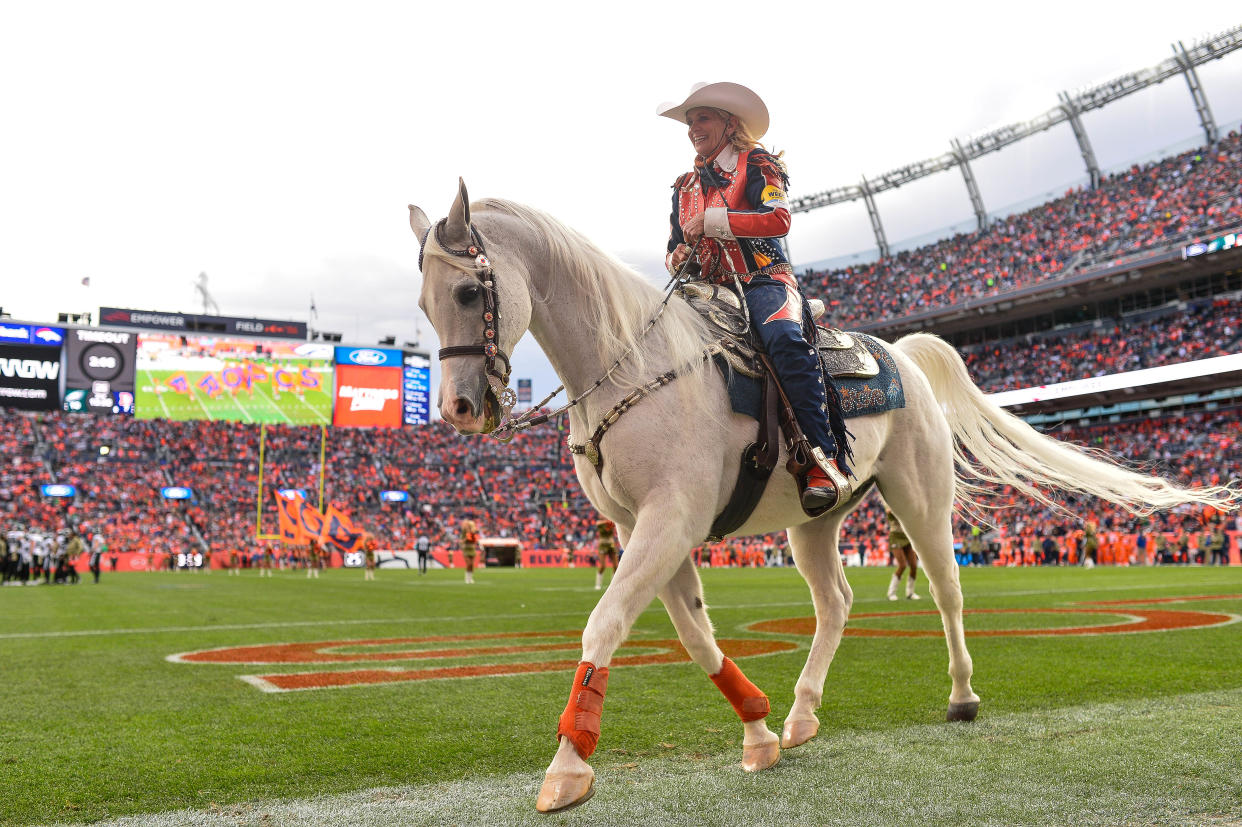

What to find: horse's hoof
left=742, top=737, right=781, bottom=772
left=780, top=717, right=820, bottom=749
left=535, top=768, right=595, bottom=813
left=946, top=701, right=979, bottom=722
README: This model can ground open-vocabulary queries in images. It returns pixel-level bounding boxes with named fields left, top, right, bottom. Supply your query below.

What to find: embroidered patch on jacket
left=760, top=185, right=788, bottom=209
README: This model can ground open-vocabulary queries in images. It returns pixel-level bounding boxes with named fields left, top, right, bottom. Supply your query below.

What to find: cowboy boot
left=801, top=446, right=853, bottom=511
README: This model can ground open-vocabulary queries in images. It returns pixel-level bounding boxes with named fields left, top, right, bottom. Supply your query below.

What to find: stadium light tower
left=791, top=25, right=1242, bottom=259
left=1173, top=40, right=1219, bottom=146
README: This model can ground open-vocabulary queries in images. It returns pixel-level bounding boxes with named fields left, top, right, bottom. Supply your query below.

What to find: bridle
left=420, top=214, right=704, bottom=445
left=420, top=218, right=518, bottom=426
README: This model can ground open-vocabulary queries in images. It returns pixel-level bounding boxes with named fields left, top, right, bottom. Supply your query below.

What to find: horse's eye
left=456, top=284, right=482, bottom=305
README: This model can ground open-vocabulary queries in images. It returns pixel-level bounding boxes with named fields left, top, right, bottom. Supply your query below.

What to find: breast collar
left=419, top=218, right=517, bottom=418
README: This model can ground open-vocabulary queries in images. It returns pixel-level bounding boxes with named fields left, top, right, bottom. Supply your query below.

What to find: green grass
left=134, top=368, right=333, bottom=424
left=1, top=565, right=1240, bottom=825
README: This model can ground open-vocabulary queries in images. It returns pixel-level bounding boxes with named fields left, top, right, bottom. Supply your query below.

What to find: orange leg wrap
left=557, top=661, right=609, bottom=759
left=710, top=656, right=770, bottom=722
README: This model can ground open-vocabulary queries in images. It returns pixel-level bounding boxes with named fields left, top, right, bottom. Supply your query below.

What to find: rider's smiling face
left=686, top=107, right=733, bottom=159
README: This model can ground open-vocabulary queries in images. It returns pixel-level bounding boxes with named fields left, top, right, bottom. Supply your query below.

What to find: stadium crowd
left=3, top=132, right=1240, bottom=571
left=961, top=297, right=1241, bottom=393
left=1, top=403, right=1237, bottom=571
left=806, top=131, right=1242, bottom=327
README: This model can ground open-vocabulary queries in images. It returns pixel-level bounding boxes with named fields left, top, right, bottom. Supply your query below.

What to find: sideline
left=55, top=686, right=1242, bottom=827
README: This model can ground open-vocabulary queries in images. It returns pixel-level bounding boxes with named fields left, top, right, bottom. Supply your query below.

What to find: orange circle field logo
left=169, top=595, right=1237, bottom=693
left=168, top=631, right=796, bottom=693
left=748, top=594, right=1240, bottom=638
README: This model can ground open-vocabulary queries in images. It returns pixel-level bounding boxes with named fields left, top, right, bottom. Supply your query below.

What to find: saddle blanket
left=722, top=332, right=905, bottom=421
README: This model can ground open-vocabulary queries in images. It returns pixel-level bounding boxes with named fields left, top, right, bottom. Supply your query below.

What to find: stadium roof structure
left=791, top=26, right=1242, bottom=258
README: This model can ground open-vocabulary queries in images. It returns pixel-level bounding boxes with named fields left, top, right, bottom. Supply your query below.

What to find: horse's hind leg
left=781, top=511, right=853, bottom=748
left=880, top=481, right=980, bottom=721
left=657, top=557, right=780, bottom=771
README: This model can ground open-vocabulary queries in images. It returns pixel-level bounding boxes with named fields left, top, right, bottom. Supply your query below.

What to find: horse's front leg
left=781, top=514, right=853, bottom=748
left=657, top=556, right=780, bottom=771
left=536, top=506, right=698, bottom=813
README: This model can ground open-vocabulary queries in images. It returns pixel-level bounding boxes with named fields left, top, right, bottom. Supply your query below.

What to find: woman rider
left=660, top=82, right=851, bottom=509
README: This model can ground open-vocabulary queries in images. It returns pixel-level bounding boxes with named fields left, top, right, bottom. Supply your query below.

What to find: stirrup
left=801, top=446, right=853, bottom=512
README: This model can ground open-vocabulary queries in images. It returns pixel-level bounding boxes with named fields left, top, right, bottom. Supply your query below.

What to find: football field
left=135, top=368, right=333, bottom=425
left=3, top=565, right=1240, bottom=826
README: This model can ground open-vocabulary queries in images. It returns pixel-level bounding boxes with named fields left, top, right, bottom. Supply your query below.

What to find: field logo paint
left=748, top=594, right=1242, bottom=639
left=169, top=631, right=796, bottom=693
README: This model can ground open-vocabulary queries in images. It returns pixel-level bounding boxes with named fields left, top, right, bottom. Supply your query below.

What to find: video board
left=332, top=364, right=402, bottom=427
left=0, top=323, right=64, bottom=411
left=63, top=328, right=137, bottom=415
left=134, top=334, right=334, bottom=424
left=403, top=353, right=430, bottom=426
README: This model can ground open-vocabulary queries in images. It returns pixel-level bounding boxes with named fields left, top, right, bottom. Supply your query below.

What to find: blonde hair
left=709, top=107, right=760, bottom=152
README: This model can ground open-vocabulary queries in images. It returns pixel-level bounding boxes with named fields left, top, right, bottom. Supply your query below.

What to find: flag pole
left=255, top=423, right=268, bottom=540
left=318, top=424, right=327, bottom=513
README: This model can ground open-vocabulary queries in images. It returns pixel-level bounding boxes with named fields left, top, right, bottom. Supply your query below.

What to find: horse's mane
left=474, top=199, right=720, bottom=396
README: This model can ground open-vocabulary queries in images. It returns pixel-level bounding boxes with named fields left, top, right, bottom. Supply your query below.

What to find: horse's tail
left=893, top=332, right=1241, bottom=518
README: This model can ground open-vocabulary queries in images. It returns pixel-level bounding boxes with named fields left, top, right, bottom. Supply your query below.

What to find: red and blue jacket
left=666, top=146, right=792, bottom=285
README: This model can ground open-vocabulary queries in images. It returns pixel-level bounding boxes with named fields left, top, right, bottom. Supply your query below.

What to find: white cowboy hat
left=657, top=81, right=770, bottom=140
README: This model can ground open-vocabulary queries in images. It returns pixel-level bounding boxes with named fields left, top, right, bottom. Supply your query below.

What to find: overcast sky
left=2, top=2, right=1240, bottom=416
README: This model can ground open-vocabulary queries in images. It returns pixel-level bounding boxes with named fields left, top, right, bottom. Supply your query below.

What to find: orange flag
left=276, top=493, right=306, bottom=543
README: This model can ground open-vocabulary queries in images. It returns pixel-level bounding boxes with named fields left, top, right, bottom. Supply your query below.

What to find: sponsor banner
left=988, top=352, right=1242, bottom=408
left=333, top=365, right=402, bottom=428
left=517, top=378, right=531, bottom=404
left=0, top=342, right=63, bottom=411
left=520, top=548, right=597, bottom=568
left=64, top=327, right=138, bottom=415
left=99, top=307, right=307, bottom=340
left=1182, top=231, right=1238, bottom=259
left=135, top=333, right=333, bottom=423
left=0, top=324, right=65, bottom=347
left=403, top=364, right=430, bottom=426
left=333, top=346, right=403, bottom=368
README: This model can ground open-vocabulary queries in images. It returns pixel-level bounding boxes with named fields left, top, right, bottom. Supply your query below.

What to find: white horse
left=409, top=181, right=1238, bottom=813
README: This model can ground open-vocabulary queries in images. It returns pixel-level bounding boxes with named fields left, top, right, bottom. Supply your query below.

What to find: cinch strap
left=557, top=661, right=609, bottom=759
left=709, top=656, right=769, bottom=722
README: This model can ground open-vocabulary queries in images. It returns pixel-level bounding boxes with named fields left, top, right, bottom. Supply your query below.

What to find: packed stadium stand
left=3, top=126, right=1240, bottom=570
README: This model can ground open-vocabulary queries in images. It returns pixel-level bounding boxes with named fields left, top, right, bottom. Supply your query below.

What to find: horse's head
left=410, top=179, right=533, bottom=434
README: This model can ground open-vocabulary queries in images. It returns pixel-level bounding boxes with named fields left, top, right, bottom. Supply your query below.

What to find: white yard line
left=251, top=381, right=294, bottom=424
left=5, top=580, right=1237, bottom=641
left=226, top=383, right=260, bottom=423
left=141, top=370, right=174, bottom=419
left=283, top=376, right=331, bottom=424
left=186, top=378, right=216, bottom=421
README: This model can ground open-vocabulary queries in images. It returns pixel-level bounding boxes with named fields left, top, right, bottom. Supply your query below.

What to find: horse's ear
left=408, top=204, right=431, bottom=238
left=443, top=177, right=472, bottom=247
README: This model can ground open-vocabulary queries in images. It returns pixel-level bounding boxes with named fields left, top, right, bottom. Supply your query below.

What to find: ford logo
left=34, top=327, right=64, bottom=344
left=350, top=349, right=387, bottom=365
